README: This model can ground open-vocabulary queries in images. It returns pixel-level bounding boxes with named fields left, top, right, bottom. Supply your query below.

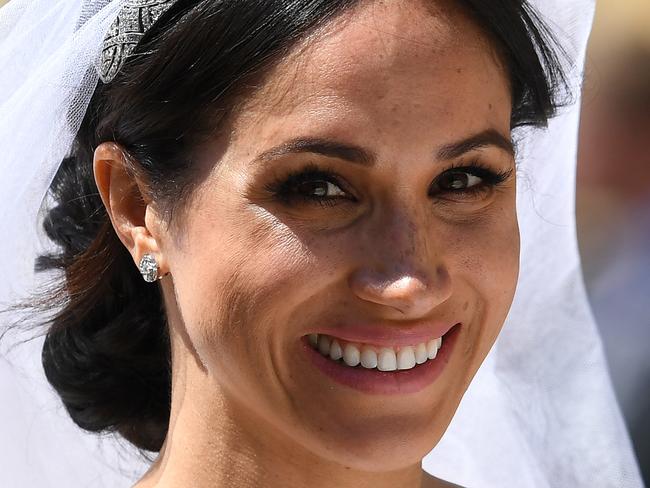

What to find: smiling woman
left=0, top=0, right=643, bottom=487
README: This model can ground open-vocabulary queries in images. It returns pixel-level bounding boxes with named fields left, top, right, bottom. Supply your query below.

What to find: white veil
left=0, top=0, right=644, bottom=487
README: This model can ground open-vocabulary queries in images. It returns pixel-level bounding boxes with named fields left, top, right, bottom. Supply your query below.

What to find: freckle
left=463, top=301, right=469, bottom=311
left=456, top=68, right=462, bottom=74
left=436, top=265, right=446, bottom=280
left=489, top=103, right=493, bottom=110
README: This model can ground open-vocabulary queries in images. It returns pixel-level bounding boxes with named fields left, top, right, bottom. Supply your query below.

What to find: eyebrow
left=252, top=128, right=514, bottom=167
left=254, top=138, right=375, bottom=166
left=436, top=128, right=515, bottom=160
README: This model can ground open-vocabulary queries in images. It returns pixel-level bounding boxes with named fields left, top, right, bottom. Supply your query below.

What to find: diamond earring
left=138, top=253, right=160, bottom=282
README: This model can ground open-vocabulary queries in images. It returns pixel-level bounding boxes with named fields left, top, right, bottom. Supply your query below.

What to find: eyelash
left=264, top=161, right=513, bottom=208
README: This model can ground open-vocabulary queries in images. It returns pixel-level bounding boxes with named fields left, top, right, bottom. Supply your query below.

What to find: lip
left=306, top=321, right=457, bottom=348
left=301, top=323, right=461, bottom=395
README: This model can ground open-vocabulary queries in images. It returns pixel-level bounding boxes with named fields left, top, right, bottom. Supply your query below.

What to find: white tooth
left=318, top=335, right=331, bottom=356
left=377, top=348, right=397, bottom=371
left=426, top=339, right=438, bottom=360
left=343, top=343, right=361, bottom=367
left=397, top=346, right=416, bottom=370
left=414, top=342, right=428, bottom=364
left=360, top=347, right=378, bottom=369
left=308, top=334, right=318, bottom=347
left=329, top=339, right=343, bottom=361
left=436, top=337, right=443, bottom=350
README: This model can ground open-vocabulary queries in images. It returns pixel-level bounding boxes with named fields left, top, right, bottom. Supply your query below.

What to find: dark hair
left=1, top=0, right=569, bottom=455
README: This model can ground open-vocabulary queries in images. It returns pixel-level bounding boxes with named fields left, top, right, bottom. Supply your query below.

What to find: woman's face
left=158, top=0, right=518, bottom=472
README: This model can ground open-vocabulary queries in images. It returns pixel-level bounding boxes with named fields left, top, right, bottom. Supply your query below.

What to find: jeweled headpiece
left=98, top=0, right=178, bottom=83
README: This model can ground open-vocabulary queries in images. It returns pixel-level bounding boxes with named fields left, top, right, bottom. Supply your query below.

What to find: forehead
left=231, top=0, right=510, bottom=150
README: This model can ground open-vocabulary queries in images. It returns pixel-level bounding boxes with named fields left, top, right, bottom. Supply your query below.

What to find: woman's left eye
left=435, top=171, right=483, bottom=191
left=429, top=164, right=512, bottom=199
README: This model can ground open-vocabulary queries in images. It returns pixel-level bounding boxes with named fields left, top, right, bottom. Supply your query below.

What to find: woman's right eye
left=264, top=164, right=353, bottom=208
left=294, top=179, right=347, bottom=199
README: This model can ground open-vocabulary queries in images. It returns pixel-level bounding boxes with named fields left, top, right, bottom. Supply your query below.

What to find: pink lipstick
left=301, top=323, right=460, bottom=395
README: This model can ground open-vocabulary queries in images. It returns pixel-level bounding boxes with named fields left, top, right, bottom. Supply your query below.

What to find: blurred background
left=0, top=0, right=647, bottom=484
left=577, top=0, right=650, bottom=484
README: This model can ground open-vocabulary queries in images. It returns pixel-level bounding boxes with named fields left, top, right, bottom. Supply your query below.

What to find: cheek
left=170, top=201, right=321, bottom=374
left=466, top=214, right=519, bottom=294
left=454, top=205, right=520, bottom=355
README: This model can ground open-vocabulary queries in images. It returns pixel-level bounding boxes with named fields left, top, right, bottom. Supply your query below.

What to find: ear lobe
left=93, top=142, right=159, bottom=265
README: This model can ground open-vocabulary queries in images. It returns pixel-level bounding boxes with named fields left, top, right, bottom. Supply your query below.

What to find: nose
left=349, top=266, right=452, bottom=318
left=347, top=209, right=453, bottom=319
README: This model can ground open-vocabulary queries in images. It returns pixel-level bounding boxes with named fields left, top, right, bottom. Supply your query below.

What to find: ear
left=93, top=142, right=169, bottom=277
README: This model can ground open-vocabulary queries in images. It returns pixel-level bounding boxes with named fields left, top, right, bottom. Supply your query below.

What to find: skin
left=93, top=1, right=518, bottom=487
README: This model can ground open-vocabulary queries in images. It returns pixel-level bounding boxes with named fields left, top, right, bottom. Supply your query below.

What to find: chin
left=296, top=403, right=456, bottom=472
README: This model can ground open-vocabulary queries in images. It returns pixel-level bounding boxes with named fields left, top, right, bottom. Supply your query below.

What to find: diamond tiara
left=98, top=0, right=178, bottom=84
